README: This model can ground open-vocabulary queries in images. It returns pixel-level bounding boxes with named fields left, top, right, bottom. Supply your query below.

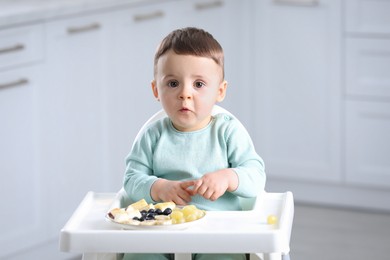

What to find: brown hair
left=154, top=27, right=224, bottom=78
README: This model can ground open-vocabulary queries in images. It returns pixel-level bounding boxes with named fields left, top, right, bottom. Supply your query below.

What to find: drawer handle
left=0, top=44, right=25, bottom=55
left=133, top=11, right=164, bottom=22
left=273, top=0, right=319, bottom=6
left=67, top=23, right=101, bottom=34
left=0, top=78, right=29, bottom=90
left=195, top=0, right=224, bottom=10
left=360, top=111, right=390, bottom=121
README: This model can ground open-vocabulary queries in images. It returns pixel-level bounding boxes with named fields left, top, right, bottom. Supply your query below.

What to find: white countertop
left=0, top=0, right=164, bottom=29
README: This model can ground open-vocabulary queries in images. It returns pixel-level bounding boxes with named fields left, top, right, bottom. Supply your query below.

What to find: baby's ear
left=216, top=80, right=228, bottom=102
left=151, top=80, right=159, bottom=100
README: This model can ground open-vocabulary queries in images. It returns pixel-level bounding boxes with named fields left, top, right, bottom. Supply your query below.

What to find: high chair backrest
left=132, top=105, right=234, bottom=149
left=125, top=105, right=262, bottom=211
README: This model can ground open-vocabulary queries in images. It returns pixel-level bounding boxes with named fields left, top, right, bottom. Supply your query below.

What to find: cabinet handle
left=360, top=111, right=390, bottom=121
left=194, top=0, right=224, bottom=10
left=273, top=0, right=319, bottom=6
left=0, top=44, right=25, bottom=55
left=0, top=78, right=29, bottom=90
left=67, top=22, right=101, bottom=34
left=133, top=11, right=164, bottom=22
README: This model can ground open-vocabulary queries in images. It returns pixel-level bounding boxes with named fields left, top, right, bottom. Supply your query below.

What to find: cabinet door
left=345, top=100, right=390, bottom=188
left=253, top=0, right=342, bottom=182
left=106, top=3, right=171, bottom=188
left=41, top=13, right=110, bottom=234
left=345, top=38, right=390, bottom=99
left=345, top=0, right=390, bottom=36
left=0, top=66, right=48, bottom=257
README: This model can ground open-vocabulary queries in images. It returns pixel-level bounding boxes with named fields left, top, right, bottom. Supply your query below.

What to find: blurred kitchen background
left=1, top=0, right=389, bottom=259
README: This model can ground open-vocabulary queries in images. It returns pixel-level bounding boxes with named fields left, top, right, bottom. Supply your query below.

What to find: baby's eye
left=168, top=80, right=179, bottom=88
left=194, top=81, right=205, bottom=88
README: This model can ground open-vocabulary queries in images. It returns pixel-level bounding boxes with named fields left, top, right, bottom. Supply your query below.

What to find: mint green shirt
left=123, top=113, right=266, bottom=211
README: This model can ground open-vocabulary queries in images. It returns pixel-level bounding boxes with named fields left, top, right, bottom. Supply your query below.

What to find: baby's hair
left=154, top=27, right=224, bottom=78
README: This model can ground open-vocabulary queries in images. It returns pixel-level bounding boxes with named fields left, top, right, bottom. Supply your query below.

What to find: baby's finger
left=191, top=180, right=204, bottom=193
left=180, top=182, right=194, bottom=195
left=176, top=190, right=192, bottom=205
left=181, top=180, right=199, bottom=196
left=196, top=184, right=209, bottom=197
left=173, top=197, right=187, bottom=206
left=180, top=180, right=195, bottom=190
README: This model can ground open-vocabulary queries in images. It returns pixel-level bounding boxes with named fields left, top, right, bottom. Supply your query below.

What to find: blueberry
left=163, top=208, right=172, bottom=215
left=146, top=213, right=156, bottom=219
left=148, top=209, right=155, bottom=214
left=145, top=214, right=155, bottom=220
left=155, top=208, right=163, bottom=215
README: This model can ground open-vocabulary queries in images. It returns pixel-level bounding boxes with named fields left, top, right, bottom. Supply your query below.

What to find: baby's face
left=152, top=50, right=226, bottom=132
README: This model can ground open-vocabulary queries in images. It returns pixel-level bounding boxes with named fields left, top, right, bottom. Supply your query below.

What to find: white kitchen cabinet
left=0, top=24, right=44, bottom=70
left=105, top=2, right=173, bottom=189
left=0, top=67, right=47, bottom=258
left=345, top=38, right=390, bottom=99
left=253, top=0, right=342, bottom=182
left=40, top=13, right=112, bottom=235
left=344, top=0, right=390, bottom=189
left=0, top=24, right=47, bottom=257
left=345, top=100, right=390, bottom=188
left=345, top=0, right=390, bottom=35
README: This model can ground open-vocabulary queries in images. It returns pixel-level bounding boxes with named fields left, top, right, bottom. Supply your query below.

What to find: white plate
left=105, top=213, right=206, bottom=230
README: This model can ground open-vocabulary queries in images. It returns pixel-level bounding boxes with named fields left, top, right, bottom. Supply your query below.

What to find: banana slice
left=126, top=209, right=141, bottom=219
left=125, top=205, right=135, bottom=212
left=114, top=213, right=130, bottom=223
left=129, top=199, right=148, bottom=210
left=155, top=215, right=172, bottom=225
left=155, top=201, right=176, bottom=211
left=109, top=208, right=126, bottom=218
left=155, top=215, right=170, bottom=220
left=139, top=203, right=155, bottom=212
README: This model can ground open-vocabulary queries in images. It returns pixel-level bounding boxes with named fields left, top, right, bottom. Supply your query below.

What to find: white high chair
left=59, top=105, right=294, bottom=260
left=116, top=105, right=292, bottom=260
left=133, top=105, right=234, bottom=147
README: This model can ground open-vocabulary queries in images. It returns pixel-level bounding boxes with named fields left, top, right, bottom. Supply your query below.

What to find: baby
left=123, top=27, right=266, bottom=260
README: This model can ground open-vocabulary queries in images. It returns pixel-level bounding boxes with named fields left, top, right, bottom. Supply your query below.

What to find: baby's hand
left=182, top=169, right=238, bottom=201
left=151, top=179, right=192, bottom=206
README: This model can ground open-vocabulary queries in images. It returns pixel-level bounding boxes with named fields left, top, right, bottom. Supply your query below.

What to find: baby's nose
left=179, top=86, right=192, bottom=100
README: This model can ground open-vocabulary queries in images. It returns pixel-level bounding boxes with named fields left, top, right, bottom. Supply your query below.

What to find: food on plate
left=172, top=205, right=205, bottom=224
left=127, top=198, right=148, bottom=210
left=107, top=199, right=205, bottom=226
left=154, top=201, right=176, bottom=211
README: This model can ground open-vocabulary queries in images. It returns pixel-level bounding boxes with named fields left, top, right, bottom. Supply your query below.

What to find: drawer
left=46, top=13, right=107, bottom=38
left=0, top=67, right=31, bottom=91
left=0, top=24, right=44, bottom=70
left=345, top=38, right=390, bottom=99
left=345, top=0, right=390, bottom=35
left=345, top=100, right=390, bottom=188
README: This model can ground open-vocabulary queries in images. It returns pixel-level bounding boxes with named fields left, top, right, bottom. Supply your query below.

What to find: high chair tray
left=60, top=191, right=293, bottom=255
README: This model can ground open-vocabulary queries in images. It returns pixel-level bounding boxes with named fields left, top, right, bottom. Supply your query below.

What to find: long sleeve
left=224, top=116, right=266, bottom=198
left=123, top=126, right=159, bottom=203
